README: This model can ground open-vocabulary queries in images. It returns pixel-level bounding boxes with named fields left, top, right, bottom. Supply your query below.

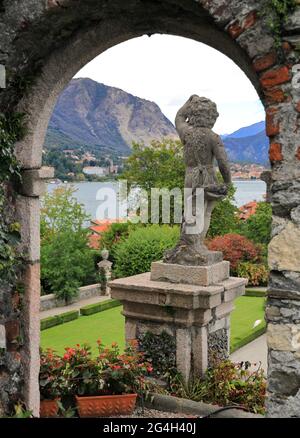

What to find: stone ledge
left=110, top=273, right=224, bottom=310
left=144, top=393, right=263, bottom=418
left=150, top=260, right=230, bottom=286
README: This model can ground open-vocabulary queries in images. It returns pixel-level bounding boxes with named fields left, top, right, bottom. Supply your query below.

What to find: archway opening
left=38, top=33, right=269, bottom=415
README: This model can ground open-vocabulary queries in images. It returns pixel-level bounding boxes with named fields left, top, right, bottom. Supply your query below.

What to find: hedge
left=41, top=310, right=79, bottom=331
left=80, top=299, right=121, bottom=316
left=245, top=289, right=266, bottom=297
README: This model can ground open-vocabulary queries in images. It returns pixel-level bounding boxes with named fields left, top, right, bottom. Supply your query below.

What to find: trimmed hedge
left=245, top=289, right=266, bottom=297
left=41, top=310, right=79, bottom=331
left=80, top=299, right=121, bottom=316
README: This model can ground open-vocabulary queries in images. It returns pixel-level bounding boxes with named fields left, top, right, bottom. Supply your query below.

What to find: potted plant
left=39, top=349, right=64, bottom=417
left=63, top=340, right=152, bottom=417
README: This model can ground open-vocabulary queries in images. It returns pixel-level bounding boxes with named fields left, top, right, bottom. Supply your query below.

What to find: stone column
left=110, top=261, right=246, bottom=383
left=15, top=167, right=54, bottom=416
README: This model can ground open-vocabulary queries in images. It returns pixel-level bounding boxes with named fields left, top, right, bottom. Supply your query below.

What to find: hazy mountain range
left=44, top=78, right=268, bottom=164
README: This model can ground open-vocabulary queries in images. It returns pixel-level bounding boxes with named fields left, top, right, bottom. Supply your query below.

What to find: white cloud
left=75, top=35, right=265, bottom=135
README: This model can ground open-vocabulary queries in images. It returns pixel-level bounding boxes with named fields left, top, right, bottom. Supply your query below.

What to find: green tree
left=122, top=139, right=184, bottom=192
left=40, top=187, right=95, bottom=303
left=242, top=202, right=272, bottom=245
left=208, top=182, right=239, bottom=238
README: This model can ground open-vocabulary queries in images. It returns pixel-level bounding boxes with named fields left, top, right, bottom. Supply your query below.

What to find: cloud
left=75, top=35, right=264, bottom=134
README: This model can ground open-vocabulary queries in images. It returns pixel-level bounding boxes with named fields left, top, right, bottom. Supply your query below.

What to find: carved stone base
left=151, top=260, right=230, bottom=286
left=110, top=272, right=246, bottom=382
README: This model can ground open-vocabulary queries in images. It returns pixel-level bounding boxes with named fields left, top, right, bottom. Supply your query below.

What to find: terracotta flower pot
left=40, top=399, right=60, bottom=418
left=76, top=394, right=137, bottom=417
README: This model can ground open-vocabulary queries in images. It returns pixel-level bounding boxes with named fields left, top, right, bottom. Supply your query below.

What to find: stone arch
left=0, top=0, right=300, bottom=418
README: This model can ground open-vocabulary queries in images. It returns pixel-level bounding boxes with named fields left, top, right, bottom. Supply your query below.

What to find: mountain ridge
left=44, top=78, right=268, bottom=165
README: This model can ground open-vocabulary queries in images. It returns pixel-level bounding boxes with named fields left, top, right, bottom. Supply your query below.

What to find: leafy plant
left=208, top=233, right=261, bottom=274
left=263, top=0, right=296, bottom=47
left=39, top=349, right=66, bottom=400
left=241, top=202, right=272, bottom=246
left=138, top=331, right=177, bottom=380
left=55, top=340, right=153, bottom=397
left=172, top=360, right=266, bottom=415
left=40, top=187, right=96, bottom=302
left=236, top=262, right=269, bottom=286
left=113, top=224, right=179, bottom=278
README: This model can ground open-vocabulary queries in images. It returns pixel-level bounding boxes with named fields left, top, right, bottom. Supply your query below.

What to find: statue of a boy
left=164, top=95, right=231, bottom=266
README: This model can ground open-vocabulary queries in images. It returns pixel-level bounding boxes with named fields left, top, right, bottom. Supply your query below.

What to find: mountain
left=222, top=121, right=265, bottom=139
left=222, top=122, right=268, bottom=165
left=44, top=78, right=268, bottom=164
left=44, top=78, right=178, bottom=154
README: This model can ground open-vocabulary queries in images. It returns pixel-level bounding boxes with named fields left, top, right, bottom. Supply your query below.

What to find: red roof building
left=239, top=201, right=258, bottom=220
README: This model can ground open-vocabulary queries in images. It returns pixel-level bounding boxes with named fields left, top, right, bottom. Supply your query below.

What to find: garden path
left=230, top=334, right=267, bottom=374
left=40, top=295, right=109, bottom=319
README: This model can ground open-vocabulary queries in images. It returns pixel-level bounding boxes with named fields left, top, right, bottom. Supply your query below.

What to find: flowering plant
left=59, top=340, right=153, bottom=397
left=39, top=349, right=65, bottom=400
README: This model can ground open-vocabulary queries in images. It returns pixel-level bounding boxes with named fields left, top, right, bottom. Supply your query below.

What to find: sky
left=75, top=35, right=265, bottom=135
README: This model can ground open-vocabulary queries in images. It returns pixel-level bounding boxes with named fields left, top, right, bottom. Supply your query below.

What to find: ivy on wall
left=0, top=112, right=25, bottom=284
left=263, top=0, right=297, bottom=47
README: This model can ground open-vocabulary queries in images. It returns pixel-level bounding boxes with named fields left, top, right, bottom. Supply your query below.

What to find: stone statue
left=164, top=95, right=231, bottom=266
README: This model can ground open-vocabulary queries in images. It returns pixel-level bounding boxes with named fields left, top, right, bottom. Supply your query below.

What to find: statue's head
left=185, top=95, right=219, bottom=128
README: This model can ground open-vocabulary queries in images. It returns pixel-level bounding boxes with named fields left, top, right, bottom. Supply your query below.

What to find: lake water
left=47, top=179, right=266, bottom=221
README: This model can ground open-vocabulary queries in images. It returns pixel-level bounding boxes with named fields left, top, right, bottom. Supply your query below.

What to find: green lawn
left=41, top=306, right=125, bottom=355
left=230, top=296, right=266, bottom=353
left=41, top=296, right=266, bottom=355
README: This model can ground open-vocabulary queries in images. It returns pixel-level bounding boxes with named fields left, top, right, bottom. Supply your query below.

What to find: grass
left=230, top=296, right=266, bottom=353
left=41, top=306, right=125, bottom=356
left=41, top=296, right=266, bottom=356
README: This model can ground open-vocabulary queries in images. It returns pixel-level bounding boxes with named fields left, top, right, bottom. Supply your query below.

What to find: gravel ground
left=111, top=408, right=195, bottom=418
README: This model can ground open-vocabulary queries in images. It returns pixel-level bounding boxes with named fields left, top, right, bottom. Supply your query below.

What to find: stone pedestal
left=110, top=262, right=246, bottom=382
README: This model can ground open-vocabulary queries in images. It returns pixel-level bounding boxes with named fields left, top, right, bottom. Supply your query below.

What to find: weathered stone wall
left=0, top=0, right=300, bottom=417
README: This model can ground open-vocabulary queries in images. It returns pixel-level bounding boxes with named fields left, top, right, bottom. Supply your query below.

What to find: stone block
left=125, top=319, right=137, bottom=341
left=150, top=261, right=230, bottom=286
left=19, top=167, right=54, bottom=197
left=217, top=277, right=247, bottom=302
left=110, top=273, right=224, bottom=310
left=215, top=301, right=235, bottom=319
left=191, top=326, right=208, bottom=376
left=16, top=195, right=40, bottom=262
left=22, top=262, right=41, bottom=417
left=267, top=323, right=300, bottom=352
left=176, top=328, right=192, bottom=381
left=0, top=325, right=6, bottom=349
left=269, top=221, right=300, bottom=272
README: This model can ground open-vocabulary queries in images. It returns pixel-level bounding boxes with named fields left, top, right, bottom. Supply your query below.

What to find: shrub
left=100, top=222, right=138, bottom=264
left=207, top=233, right=260, bottom=273
left=236, top=262, right=269, bottom=287
left=80, top=299, right=121, bottom=316
left=241, top=202, right=272, bottom=245
left=60, top=340, right=153, bottom=397
left=41, top=230, right=95, bottom=304
left=173, top=360, right=266, bottom=415
left=41, top=310, right=79, bottom=331
left=113, top=225, right=180, bottom=278
left=40, top=349, right=66, bottom=400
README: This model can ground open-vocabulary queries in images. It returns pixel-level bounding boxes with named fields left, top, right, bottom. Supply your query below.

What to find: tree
left=40, top=187, right=95, bottom=303
left=242, top=202, right=272, bottom=245
left=208, top=182, right=240, bottom=238
left=122, top=139, right=185, bottom=192
left=121, top=139, right=238, bottom=234
left=41, top=186, right=89, bottom=244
